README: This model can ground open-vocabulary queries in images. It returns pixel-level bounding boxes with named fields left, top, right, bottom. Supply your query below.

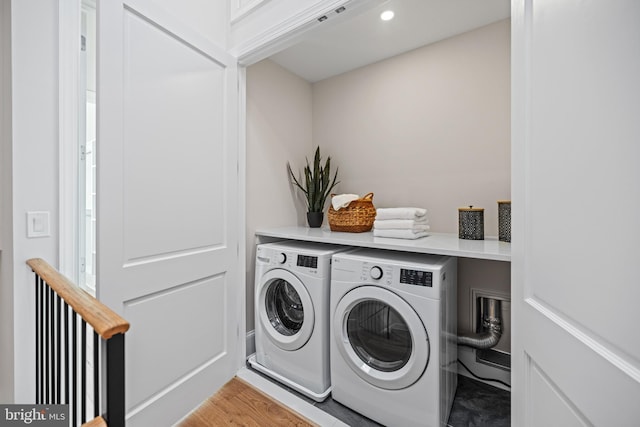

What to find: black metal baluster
left=81, top=320, right=87, bottom=423
left=94, top=331, right=100, bottom=418
left=40, top=278, right=45, bottom=403
left=64, top=302, right=70, bottom=406
left=35, top=275, right=41, bottom=404
left=51, top=289, right=55, bottom=405
left=56, top=294, right=61, bottom=404
left=49, top=286, right=55, bottom=404
left=72, top=312, right=77, bottom=427
left=44, top=284, right=50, bottom=404
left=41, top=278, right=47, bottom=404
left=106, top=334, right=125, bottom=427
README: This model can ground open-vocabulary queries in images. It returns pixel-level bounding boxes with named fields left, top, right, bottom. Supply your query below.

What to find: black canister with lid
left=458, top=206, right=484, bottom=240
left=498, top=200, right=511, bottom=242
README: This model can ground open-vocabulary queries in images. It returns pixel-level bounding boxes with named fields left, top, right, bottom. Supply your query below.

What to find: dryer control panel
left=400, top=269, right=433, bottom=287
left=256, top=241, right=348, bottom=280
left=297, top=255, right=318, bottom=269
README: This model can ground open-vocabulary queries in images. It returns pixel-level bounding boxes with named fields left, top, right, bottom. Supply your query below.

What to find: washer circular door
left=333, top=286, right=429, bottom=390
left=258, top=269, right=315, bottom=351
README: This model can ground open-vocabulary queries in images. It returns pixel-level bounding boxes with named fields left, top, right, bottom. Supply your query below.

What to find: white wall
left=313, top=19, right=511, bottom=237
left=153, top=0, right=228, bottom=48
left=245, top=59, right=313, bottom=330
left=0, top=0, right=15, bottom=403
left=6, top=0, right=60, bottom=402
left=230, top=0, right=363, bottom=61
left=230, top=0, right=328, bottom=47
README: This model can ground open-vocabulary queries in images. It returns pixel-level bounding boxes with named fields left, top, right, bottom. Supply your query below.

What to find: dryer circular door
left=258, top=269, right=315, bottom=351
left=333, top=286, right=429, bottom=390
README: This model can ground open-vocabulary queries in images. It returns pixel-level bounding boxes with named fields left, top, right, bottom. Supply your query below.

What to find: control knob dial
left=277, top=253, right=287, bottom=264
left=370, top=266, right=383, bottom=280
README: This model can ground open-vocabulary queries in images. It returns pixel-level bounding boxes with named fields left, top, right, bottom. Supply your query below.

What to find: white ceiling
left=269, top=0, right=511, bottom=83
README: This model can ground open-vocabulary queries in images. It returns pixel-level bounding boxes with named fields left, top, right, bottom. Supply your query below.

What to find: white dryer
left=330, top=249, right=458, bottom=427
left=250, top=241, right=348, bottom=401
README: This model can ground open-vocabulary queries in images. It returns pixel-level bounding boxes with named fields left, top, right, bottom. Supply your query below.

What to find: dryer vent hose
left=458, top=298, right=502, bottom=350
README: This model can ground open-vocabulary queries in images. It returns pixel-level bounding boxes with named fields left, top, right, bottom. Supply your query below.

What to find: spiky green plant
left=287, top=146, right=339, bottom=212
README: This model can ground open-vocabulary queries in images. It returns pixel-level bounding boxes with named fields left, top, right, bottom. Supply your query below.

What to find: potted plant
left=287, top=146, right=339, bottom=228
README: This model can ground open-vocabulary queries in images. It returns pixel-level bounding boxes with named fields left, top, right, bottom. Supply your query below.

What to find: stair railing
left=27, top=258, right=129, bottom=427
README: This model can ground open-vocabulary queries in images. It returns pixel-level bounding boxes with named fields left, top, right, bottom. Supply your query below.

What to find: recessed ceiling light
left=380, top=10, right=394, bottom=21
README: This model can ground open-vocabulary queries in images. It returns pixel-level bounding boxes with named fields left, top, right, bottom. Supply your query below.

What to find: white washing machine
left=330, top=249, right=458, bottom=427
left=249, top=240, right=348, bottom=401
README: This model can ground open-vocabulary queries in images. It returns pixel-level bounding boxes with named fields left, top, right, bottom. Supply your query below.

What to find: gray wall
left=313, top=19, right=511, bottom=236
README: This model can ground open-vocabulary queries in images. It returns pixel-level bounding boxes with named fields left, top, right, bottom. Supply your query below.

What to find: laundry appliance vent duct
left=458, top=297, right=503, bottom=350
left=458, top=294, right=511, bottom=372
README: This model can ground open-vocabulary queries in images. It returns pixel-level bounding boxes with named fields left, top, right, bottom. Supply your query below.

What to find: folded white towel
left=331, top=194, right=359, bottom=211
left=373, top=219, right=429, bottom=230
left=373, top=229, right=429, bottom=240
left=375, top=207, right=427, bottom=220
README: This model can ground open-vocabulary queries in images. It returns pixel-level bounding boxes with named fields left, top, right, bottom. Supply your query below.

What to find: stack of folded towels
left=373, top=207, right=430, bottom=239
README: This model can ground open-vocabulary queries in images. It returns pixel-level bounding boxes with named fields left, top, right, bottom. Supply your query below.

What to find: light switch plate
left=27, top=211, right=50, bottom=238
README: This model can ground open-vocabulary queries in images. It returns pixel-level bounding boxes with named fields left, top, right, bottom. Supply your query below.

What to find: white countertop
left=255, top=226, right=511, bottom=262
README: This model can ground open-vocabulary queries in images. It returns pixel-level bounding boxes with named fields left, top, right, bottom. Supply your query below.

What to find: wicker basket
left=328, top=193, right=376, bottom=233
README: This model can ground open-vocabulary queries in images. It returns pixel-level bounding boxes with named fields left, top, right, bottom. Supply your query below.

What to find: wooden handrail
left=82, top=416, right=108, bottom=427
left=27, top=258, right=129, bottom=339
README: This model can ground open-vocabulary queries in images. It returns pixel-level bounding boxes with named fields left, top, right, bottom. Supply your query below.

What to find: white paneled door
left=97, top=1, right=240, bottom=425
left=512, top=0, right=640, bottom=425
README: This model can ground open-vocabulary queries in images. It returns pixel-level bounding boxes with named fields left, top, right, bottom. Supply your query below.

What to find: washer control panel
left=359, top=263, right=434, bottom=288
left=360, top=264, right=392, bottom=286
left=332, top=250, right=451, bottom=299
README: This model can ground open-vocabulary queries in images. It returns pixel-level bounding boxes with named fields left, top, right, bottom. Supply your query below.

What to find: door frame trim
left=58, top=0, right=82, bottom=282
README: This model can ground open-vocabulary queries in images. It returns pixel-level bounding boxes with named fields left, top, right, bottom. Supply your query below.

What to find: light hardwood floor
left=178, top=377, right=319, bottom=427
